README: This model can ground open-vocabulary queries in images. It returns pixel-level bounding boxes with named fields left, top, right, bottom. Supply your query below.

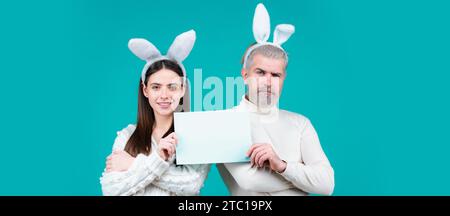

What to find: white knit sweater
left=100, top=124, right=210, bottom=196
left=217, top=96, right=335, bottom=196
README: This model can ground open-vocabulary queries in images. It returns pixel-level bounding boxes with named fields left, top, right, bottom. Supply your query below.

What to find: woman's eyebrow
left=150, top=82, right=181, bottom=86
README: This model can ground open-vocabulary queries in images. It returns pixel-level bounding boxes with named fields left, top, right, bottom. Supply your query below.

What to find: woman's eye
left=168, top=85, right=180, bottom=91
left=151, top=86, right=160, bottom=90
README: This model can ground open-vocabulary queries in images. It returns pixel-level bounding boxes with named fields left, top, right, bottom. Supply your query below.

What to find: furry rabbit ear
left=253, top=3, right=271, bottom=43
left=167, top=30, right=196, bottom=63
left=128, top=38, right=161, bottom=61
left=273, top=24, right=295, bottom=46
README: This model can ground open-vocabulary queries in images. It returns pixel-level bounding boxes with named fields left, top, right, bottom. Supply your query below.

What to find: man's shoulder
left=279, top=109, right=311, bottom=125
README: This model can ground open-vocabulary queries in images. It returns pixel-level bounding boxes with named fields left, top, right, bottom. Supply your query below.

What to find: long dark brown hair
left=125, top=59, right=184, bottom=157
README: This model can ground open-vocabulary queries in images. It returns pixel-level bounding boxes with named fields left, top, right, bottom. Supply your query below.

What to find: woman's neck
left=154, top=114, right=173, bottom=135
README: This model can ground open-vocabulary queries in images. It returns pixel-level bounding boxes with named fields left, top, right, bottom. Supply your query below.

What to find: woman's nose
left=160, top=87, right=169, bottom=98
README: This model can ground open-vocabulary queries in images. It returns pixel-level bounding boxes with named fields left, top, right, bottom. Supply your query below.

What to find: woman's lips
left=157, top=102, right=172, bottom=109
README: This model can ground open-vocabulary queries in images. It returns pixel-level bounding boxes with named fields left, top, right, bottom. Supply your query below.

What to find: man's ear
left=241, top=68, right=248, bottom=84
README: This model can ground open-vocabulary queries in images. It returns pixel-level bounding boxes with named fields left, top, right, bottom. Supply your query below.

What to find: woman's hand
left=105, top=150, right=135, bottom=173
left=158, top=132, right=178, bottom=161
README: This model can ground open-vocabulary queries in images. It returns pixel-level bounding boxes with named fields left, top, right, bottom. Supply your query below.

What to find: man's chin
left=257, top=95, right=279, bottom=108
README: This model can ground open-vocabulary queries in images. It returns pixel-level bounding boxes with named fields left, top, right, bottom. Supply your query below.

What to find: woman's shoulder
left=111, top=124, right=136, bottom=150
left=117, top=124, right=137, bottom=137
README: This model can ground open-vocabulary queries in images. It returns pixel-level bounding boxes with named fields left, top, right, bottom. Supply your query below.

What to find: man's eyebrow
left=255, top=68, right=267, bottom=73
left=149, top=83, right=161, bottom=86
left=256, top=68, right=283, bottom=76
left=271, top=72, right=282, bottom=76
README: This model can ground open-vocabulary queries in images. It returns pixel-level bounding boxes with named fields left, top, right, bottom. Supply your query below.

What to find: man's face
left=242, top=54, right=286, bottom=108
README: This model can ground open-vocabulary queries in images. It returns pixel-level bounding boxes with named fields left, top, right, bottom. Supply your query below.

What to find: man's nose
left=263, top=73, right=272, bottom=86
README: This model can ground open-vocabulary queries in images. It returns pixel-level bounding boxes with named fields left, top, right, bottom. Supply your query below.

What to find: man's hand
left=105, top=150, right=135, bottom=172
left=246, top=143, right=287, bottom=173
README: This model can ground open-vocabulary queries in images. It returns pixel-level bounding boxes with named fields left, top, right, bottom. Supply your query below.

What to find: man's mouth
left=257, top=90, right=274, bottom=95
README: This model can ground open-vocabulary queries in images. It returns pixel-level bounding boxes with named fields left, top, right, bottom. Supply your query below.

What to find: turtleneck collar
left=237, top=94, right=279, bottom=115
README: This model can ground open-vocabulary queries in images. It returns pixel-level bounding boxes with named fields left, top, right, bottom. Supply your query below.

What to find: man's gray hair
left=244, top=44, right=288, bottom=70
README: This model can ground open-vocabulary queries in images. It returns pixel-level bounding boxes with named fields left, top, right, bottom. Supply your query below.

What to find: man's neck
left=244, top=94, right=277, bottom=112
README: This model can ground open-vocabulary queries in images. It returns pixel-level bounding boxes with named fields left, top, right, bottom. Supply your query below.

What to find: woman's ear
left=177, top=81, right=186, bottom=106
left=142, top=83, right=149, bottom=98
left=181, top=83, right=186, bottom=96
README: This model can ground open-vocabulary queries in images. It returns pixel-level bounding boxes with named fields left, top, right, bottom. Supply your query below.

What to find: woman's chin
left=154, top=108, right=175, bottom=116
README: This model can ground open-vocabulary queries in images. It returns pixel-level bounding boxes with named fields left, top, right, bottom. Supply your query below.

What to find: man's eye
left=256, top=70, right=264, bottom=75
left=272, top=73, right=281, bottom=77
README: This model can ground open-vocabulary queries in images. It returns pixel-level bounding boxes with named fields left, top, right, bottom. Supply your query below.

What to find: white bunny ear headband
left=128, top=29, right=196, bottom=85
left=243, top=3, right=295, bottom=69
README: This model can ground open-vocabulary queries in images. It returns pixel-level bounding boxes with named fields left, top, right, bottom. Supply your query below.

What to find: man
left=217, top=3, right=334, bottom=196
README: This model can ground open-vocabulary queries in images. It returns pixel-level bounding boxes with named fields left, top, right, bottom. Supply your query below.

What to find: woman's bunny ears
left=128, top=30, right=196, bottom=84
left=243, top=3, right=295, bottom=68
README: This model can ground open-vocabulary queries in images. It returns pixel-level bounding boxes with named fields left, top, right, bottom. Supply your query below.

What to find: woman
left=100, top=30, right=210, bottom=196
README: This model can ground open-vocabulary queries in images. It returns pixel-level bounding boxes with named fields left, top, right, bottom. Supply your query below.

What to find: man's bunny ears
left=243, top=3, right=295, bottom=68
left=128, top=30, right=196, bottom=84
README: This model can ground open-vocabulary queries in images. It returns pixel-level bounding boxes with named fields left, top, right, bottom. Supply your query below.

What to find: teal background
left=0, top=0, right=449, bottom=195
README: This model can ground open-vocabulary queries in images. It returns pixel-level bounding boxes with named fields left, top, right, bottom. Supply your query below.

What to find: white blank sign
left=174, top=110, right=252, bottom=165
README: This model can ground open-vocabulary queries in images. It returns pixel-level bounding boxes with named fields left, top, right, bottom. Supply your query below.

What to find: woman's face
left=143, top=68, right=185, bottom=117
